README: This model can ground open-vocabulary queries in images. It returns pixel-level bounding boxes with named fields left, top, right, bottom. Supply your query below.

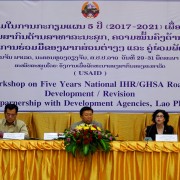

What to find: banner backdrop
left=0, top=1, right=180, bottom=112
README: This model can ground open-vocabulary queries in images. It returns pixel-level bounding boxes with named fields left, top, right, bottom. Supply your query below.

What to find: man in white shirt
left=0, top=104, right=29, bottom=139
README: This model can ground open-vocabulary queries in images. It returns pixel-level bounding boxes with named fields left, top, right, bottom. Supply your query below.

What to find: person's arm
left=70, top=123, right=76, bottom=129
left=143, top=127, right=147, bottom=139
left=169, top=125, right=174, bottom=134
left=70, top=121, right=80, bottom=129
left=98, top=122, right=103, bottom=129
left=93, top=121, right=103, bottom=129
left=19, top=122, right=29, bottom=139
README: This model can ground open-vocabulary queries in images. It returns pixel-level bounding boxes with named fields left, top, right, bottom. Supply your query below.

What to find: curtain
left=0, top=140, right=180, bottom=180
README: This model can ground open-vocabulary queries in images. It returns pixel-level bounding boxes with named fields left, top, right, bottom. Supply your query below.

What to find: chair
left=17, top=112, right=33, bottom=137
left=109, top=113, right=146, bottom=141
left=32, top=112, right=71, bottom=139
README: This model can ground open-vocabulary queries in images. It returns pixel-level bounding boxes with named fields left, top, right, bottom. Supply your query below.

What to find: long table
left=0, top=140, right=179, bottom=180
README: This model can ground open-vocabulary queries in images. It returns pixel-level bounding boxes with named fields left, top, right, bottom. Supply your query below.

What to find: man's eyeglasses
left=156, top=115, right=164, bottom=118
left=6, top=113, right=17, bottom=117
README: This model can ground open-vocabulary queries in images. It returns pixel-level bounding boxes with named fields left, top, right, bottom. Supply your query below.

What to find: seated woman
left=145, top=109, right=174, bottom=140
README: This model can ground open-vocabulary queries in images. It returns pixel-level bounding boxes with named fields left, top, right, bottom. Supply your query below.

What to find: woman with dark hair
left=145, top=109, right=174, bottom=140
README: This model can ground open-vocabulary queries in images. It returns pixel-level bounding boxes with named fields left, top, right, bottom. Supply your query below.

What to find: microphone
left=144, top=124, right=153, bottom=141
left=147, top=124, right=153, bottom=137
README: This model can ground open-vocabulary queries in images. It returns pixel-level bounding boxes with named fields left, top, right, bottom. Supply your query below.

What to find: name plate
left=44, top=133, right=58, bottom=140
left=156, top=134, right=178, bottom=142
left=3, top=133, right=25, bottom=139
left=58, top=133, right=65, bottom=139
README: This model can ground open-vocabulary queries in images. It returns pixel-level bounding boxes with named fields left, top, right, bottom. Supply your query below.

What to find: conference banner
left=0, top=1, right=180, bottom=112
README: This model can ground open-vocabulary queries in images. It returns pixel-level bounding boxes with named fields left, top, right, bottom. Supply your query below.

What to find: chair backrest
left=0, top=113, right=4, bottom=119
left=109, top=113, right=146, bottom=141
left=93, top=113, right=109, bottom=130
left=32, top=112, right=71, bottom=139
left=17, top=112, right=33, bottom=137
left=70, top=112, right=80, bottom=126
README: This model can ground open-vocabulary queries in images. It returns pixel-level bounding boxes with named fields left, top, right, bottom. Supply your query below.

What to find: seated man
left=0, top=104, right=29, bottom=139
left=70, top=106, right=103, bottom=129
